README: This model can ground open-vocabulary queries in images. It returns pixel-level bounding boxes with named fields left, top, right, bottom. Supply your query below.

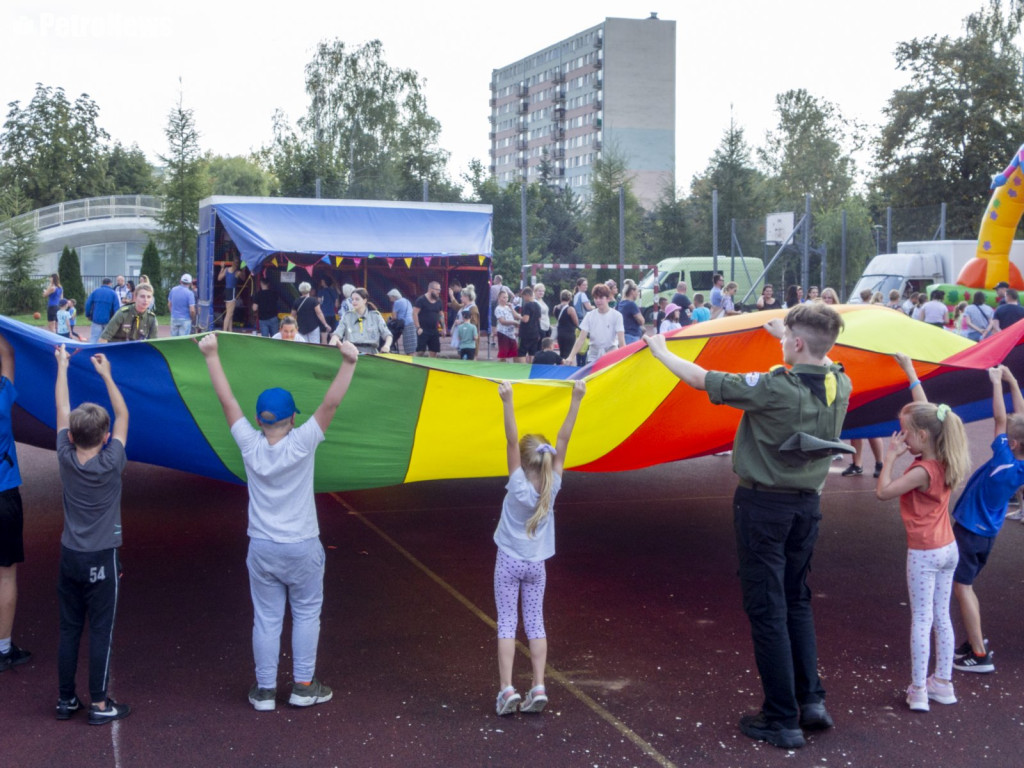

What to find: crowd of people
left=6, top=271, right=1024, bottom=746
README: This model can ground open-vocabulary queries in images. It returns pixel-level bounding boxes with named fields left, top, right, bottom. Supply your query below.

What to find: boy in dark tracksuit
left=54, top=345, right=131, bottom=725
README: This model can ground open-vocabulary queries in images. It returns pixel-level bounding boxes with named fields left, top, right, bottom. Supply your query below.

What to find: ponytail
left=900, top=402, right=971, bottom=488
left=519, top=434, right=555, bottom=537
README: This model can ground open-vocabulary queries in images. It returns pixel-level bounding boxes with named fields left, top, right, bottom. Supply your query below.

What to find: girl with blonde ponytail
left=492, top=379, right=585, bottom=717
left=877, top=353, right=971, bottom=713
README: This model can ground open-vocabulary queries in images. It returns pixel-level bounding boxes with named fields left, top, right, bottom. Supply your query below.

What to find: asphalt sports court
left=3, top=419, right=1024, bottom=767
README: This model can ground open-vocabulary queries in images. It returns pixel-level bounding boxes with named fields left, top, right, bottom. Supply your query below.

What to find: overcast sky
left=0, top=0, right=1006, bottom=195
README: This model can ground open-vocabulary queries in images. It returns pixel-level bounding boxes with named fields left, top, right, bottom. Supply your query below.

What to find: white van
left=637, top=257, right=764, bottom=319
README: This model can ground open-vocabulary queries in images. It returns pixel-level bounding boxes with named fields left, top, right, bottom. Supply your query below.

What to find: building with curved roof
left=6, top=195, right=161, bottom=288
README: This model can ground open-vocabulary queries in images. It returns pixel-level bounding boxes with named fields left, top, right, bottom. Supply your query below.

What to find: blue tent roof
left=201, top=196, right=493, bottom=274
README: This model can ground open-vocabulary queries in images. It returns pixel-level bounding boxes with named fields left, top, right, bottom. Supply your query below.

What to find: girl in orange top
left=876, top=353, right=971, bottom=713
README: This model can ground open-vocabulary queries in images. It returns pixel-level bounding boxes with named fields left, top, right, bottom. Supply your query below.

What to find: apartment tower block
left=489, top=14, right=676, bottom=209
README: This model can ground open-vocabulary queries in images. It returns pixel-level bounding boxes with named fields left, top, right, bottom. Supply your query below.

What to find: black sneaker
left=0, top=643, right=31, bottom=671
left=739, top=713, right=805, bottom=749
left=954, top=639, right=989, bottom=660
left=953, top=650, right=995, bottom=673
left=873, top=462, right=884, bottom=478
left=799, top=701, right=834, bottom=731
left=88, top=698, right=131, bottom=726
left=841, top=464, right=863, bottom=476
left=56, top=696, right=81, bottom=721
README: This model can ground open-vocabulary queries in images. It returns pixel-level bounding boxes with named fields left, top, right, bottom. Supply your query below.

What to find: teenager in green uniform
left=646, top=302, right=852, bottom=749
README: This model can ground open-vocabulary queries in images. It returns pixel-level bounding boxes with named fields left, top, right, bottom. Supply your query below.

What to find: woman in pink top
left=876, top=353, right=971, bottom=713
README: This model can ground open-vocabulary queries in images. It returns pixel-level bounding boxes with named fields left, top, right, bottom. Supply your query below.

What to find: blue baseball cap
left=255, top=388, right=299, bottom=424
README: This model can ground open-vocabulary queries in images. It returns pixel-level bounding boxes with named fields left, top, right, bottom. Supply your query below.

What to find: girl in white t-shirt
left=493, top=379, right=585, bottom=716
left=661, top=303, right=683, bottom=334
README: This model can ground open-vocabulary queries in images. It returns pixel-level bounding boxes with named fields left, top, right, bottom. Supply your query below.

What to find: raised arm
left=553, top=380, right=586, bottom=475
left=894, top=352, right=927, bottom=403
left=499, top=381, right=519, bottom=474
left=312, top=340, right=359, bottom=434
left=198, top=334, right=245, bottom=427
left=55, top=345, right=71, bottom=431
left=645, top=334, right=708, bottom=390
left=990, top=367, right=1007, bottom=437
left=1000, top=365, right=1024, bottom=415
left=90, top=353, right=128, bottom=446
left=0, top=332, right=13, bottom=384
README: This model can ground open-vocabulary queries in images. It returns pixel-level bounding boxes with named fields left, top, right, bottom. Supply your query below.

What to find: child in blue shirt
left=951, top=365, right=1024, bottom=673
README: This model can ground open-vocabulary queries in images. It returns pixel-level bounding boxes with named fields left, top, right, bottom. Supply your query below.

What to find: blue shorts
left=953, top=522, right=995, bottom=585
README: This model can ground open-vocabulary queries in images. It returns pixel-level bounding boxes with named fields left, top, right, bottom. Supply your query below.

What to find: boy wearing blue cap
left=198, top=333, right=359, bottom=711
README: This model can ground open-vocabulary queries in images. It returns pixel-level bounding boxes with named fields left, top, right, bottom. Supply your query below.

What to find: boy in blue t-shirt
left=951, top=365, right=1024, bottom=674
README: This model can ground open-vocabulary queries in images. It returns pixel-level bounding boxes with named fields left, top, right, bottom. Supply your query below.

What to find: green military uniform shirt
left=705, top=362, right=852, bottom=493
left=101, top=304, right=159, bottom=342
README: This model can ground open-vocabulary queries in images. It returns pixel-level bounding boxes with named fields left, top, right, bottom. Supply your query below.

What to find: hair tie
left=536, top=444, right=557, bottom=456
left=936, top=403, right=951, bottom=422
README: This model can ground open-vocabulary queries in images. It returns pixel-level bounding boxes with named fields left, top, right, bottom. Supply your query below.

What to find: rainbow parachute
left=3, top=306, right=1021, bottom=491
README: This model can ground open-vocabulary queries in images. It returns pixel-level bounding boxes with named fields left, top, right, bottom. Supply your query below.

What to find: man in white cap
left=168, top=274, right=197, bottom=337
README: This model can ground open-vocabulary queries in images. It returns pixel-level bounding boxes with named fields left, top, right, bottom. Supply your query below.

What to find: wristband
left=909, top=380, right=920, bottom=391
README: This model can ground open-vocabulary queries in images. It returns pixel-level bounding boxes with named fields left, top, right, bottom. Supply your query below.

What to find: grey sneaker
left=88, top=698, right=131, bottom=726
left=248, top=684, right=277, bottom=711
left=289, top=678, right=332, bottom=707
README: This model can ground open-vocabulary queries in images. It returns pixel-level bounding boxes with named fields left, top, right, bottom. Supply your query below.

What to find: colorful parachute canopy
left=3, top=307, right=1022, bottom=492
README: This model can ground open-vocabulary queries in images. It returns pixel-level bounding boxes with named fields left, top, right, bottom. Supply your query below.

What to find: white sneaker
left=906, top=684, right=929, bottom=712
left=926, top=675, right=957, bottom=705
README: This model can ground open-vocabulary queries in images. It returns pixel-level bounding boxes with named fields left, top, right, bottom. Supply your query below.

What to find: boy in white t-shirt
left=199, top=333, right=359, bottom=712
left=566, top=283, right=625, bottom=365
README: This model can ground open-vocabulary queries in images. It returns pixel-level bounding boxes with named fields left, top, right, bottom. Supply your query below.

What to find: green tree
left=58, top=244, right=87, bottom=304
left=157, top=92, right=209, bottom=278
left=208, top=154, right=273, bottom=196
left=104, top=142, right=157, bottom=195
left=874, top=1, right=1024, bottom=237
left=0, top=84, right=110, bottom=209
left=140, top=238, right=165, bottom=314
left=686, top=117, right=766, bottom=258
left=760, top=89, right=860, bottom=213
left=649, top=177, right=690, bottom=261
left=265, top=39, right=457, bottom=201
left=0, top=188, right=42, bottom=313
left=580, top=148, right=645, bottom=266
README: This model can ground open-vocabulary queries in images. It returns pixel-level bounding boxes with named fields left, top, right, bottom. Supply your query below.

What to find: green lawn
left=6, top=314, right=94, bottom=328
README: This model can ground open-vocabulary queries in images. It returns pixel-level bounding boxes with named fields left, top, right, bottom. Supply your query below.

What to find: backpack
left=386, top=316, right=405, bottom=338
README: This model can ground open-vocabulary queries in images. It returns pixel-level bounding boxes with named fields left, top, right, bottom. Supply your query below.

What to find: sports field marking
left=329, top=492, right=678, bottom=768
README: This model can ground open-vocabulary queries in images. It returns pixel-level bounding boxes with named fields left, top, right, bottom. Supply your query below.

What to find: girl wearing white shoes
left=493, top=379, right=585, bottom=716
left=876, top=354, right=971, bottom=712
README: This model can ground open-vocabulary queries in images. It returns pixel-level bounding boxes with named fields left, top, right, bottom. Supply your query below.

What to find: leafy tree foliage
left=760, top=89, right=860, bottom=214
left=208, top=154, right=273, bottom=197
left=156, top=93, right=210, bottom=278
left=0, top=188, right=41, bottom=313
left=105, top=142, right=157, bottom=195
left=686, top=118, right=766, bottom=258
left=140, top=238, right=165, bottom=313
left=264, top=39, right=457, bottom=201
left=649, top=178, right=690, bottom=260
left=58, top=244, right=87, bottom=304
left=874, top=1, right=1024, bottom=238
left=580, top=148, right=645, bottom=265
left=0, top=84, right=110, bottom=209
